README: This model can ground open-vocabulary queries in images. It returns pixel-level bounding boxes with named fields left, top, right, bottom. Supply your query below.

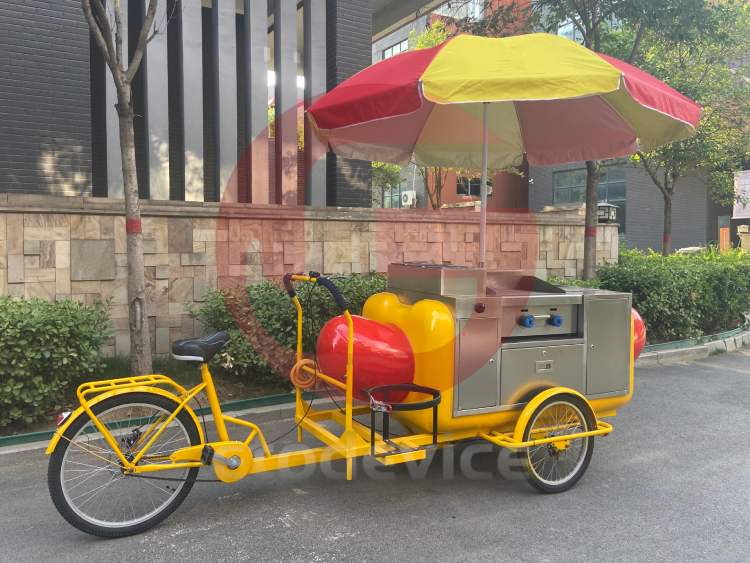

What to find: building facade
left=0, top=0, right=377, bottom=207
left=529, top=162, right=728, bottom=250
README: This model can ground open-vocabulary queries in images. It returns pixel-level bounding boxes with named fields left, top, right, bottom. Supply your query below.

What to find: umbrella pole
left=479, top=102, right=489, bottom=268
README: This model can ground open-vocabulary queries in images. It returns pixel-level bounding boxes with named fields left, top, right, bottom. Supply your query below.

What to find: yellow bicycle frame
left=46, top=366, right=270, bottom=475
left=46, top=273, right=619, bottom=481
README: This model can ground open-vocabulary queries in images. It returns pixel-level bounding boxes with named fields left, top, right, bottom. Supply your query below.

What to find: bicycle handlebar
left=282, top=273, right=296, bottom=298
left=314, top=275, right=348, bottom=313
left=283, top=272, right=349, bottom=313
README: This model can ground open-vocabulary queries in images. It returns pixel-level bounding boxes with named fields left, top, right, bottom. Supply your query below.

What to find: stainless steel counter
left=386, top=263, right=632, bottom=416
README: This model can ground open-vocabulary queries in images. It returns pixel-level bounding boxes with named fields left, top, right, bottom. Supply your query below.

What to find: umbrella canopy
left=307, top=33, right=701, bottom=265
left=308, top=33, right=700, bottom=169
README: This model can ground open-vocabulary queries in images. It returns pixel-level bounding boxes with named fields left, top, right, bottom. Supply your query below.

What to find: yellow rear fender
left=511, top=387, right=594, bottom=444
left=45, top=386, right=205, bottom=455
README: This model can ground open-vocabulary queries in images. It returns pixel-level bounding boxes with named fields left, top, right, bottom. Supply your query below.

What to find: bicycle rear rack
left=76, top=374, right=189, bottom=404
left=366, top=383, right=441, bottom=462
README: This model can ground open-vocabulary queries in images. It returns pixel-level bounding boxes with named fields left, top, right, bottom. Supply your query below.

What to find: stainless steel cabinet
left=584, top=295, right=631, bottom=396
left=456, top=318, right=500, bottom=412
left=500, top=343, right=586, bottom=406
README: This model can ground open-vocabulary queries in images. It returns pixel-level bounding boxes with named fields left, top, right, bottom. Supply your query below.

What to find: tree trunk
left=662, top=192, right=673, bottom=256
left=117, top=87, right=153, bottom=374
left=582, top=160, right=600, bottom=280
left=423, top=166, right=444, bottom=210
left=435, top=167, right=443, bottom=209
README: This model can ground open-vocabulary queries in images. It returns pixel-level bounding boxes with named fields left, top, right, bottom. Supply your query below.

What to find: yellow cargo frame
left=46, top=273, right=617, bottom=482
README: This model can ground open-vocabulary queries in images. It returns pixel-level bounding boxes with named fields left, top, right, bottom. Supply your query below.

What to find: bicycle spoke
left=526, top=401, right=590, bottom=488
left=58, top=400, right=193, bottom=528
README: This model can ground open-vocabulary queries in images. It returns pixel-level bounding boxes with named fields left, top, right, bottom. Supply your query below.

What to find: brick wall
left=0, top=193, right=618, bottom=356
left=0, top=0, right=92, bottom=196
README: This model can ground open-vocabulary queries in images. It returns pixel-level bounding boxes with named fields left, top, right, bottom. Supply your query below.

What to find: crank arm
left=200, top=444, right=241, bottom=470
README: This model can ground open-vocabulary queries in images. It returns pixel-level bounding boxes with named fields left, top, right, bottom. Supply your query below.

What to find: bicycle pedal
left=201, top=445, right=215, bottom=465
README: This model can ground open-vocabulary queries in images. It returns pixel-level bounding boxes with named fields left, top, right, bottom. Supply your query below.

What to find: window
left=382, top=184, right=405, bottom=208
left=382, top=38, right=409, bottom=60
left=557, top=16, right=620, bottom=45
left=457, top=176, right=492, bottom=197
left=434, top=0, right=484, bottom=20
left=734, top=170, right=750, bottom=219
left=557, top=21, right=584, bottom=44
left=553, top=166, right=627, bottom=233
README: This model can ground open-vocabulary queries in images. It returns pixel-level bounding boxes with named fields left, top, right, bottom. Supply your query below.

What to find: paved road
left=2, top=351, right=750, bottom=562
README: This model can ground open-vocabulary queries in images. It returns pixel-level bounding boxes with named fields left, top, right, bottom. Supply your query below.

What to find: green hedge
left=553, top=248, right=750, bottom=344
left=0, top=298, right=110, bottom=427
left=191, top=273, right=387, bottom=385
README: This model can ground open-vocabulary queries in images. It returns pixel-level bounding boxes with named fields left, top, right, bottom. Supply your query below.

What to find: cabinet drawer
left=500, top=344, right=585, bottom=406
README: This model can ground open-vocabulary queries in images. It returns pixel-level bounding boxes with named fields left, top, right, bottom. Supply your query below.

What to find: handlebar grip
left=315, top=276, right=348, bottom=312
left=282, top=273, right=296, bottom=298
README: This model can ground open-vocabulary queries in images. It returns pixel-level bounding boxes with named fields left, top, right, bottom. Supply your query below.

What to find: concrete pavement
left=2, top=350, right=750, bottom=562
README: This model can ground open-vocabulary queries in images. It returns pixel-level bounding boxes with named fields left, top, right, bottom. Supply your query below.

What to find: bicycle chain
left=125, top=473, right=220, bottom=483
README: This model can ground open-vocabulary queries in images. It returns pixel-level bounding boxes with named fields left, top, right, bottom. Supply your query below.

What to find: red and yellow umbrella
left=307, top=33, right=701, bottom=263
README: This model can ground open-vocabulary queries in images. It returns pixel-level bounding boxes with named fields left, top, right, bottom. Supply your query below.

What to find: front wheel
left=522, top=394, right=595, bottom=494
left=48, top=392, right=201, bottom=537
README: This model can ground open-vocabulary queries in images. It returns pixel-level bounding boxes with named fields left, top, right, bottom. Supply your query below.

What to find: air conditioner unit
left=401, top=190, right=417, bottom=208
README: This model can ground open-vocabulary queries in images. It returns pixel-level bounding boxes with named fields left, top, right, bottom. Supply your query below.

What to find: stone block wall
left=0, top=193, right=618, bottom=356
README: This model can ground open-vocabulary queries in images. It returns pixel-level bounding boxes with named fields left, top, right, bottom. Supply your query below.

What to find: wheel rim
left=526, top=400, right=589, bottom=487
left=60, top=402, right=192, bottom=529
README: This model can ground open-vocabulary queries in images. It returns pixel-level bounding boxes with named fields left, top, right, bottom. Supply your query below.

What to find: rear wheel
left=522, top=394, right=595, bottom=494
left=48, top=392, right=201, bottom=537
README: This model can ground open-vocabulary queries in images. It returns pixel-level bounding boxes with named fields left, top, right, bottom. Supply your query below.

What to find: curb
left=636, top=325, right=750, bottom=368
left=0, top=392, right=326, bottom=453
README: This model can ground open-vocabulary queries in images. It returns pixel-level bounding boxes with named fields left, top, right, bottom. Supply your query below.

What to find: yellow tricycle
left=47, top=265, right=637, bottom=537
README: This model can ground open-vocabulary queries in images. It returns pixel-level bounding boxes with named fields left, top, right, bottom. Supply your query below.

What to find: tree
left=371, top=161, right=402, bottom=207
left=82, top=0, right=162, bottom=374
left=627, top=1, right=750, bottom=254
left=417, top=165, right=450, bottom=209
left=452, top=0, right=533, bottom=37
left=407, top=21, right=454, bottom=210
left=268, top=104, right=305, bottom=148
left=409, top=18, right=451, bottom=50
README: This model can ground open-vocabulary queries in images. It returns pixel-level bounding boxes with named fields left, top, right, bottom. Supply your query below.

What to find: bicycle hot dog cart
left=281, top=264, right=635, bottom=493
left=45, top=33, right=698, bottom=537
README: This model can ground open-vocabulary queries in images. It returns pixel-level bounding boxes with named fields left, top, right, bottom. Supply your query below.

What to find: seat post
left=201, top=363, right=229, bottom=441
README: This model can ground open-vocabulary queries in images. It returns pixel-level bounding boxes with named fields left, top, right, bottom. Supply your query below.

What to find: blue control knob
left=548, top=314, right=564, bottom=327
left=519, top=314, right=535, bottom=328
